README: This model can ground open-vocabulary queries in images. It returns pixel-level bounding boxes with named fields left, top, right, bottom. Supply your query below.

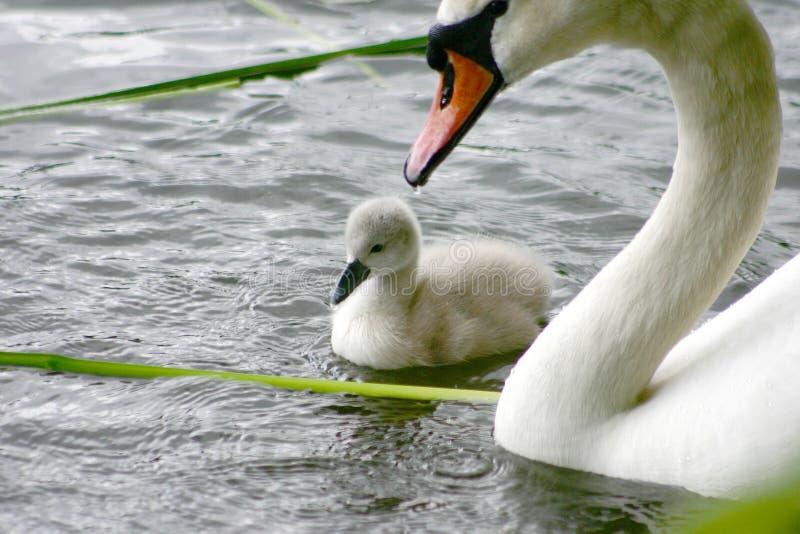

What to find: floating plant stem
left=0, top=36, right=426, bottom=123
left=0, top=351, right=500, bottom=404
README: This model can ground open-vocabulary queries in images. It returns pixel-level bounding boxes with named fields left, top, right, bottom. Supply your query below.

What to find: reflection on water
left=1, top=0, right=799, bottom=531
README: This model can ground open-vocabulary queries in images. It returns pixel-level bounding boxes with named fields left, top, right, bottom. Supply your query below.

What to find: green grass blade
left=244, top=0, right=385, bottom=83
left=0, top=36, right=426, bottom=123
left=0, top=351, right=500, bottom=404
left=685, top=474, right=800, bottom=533
left=244, top=0, right=315, bottom=36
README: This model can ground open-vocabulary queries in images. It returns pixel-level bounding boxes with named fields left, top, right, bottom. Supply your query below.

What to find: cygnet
left=329, top=197, right=552, bottom=369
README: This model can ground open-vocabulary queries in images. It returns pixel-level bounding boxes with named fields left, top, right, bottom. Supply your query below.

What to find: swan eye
left=370, top=244, right=384, bottom=254
left=486, top=0, right=508, bottom=17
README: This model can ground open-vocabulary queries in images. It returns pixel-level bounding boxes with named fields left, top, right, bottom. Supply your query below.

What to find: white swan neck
left=496, top=0, right=782, bottom=448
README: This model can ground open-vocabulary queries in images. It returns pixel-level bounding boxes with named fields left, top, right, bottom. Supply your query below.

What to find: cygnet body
left=330, top=197, right=552, bottom=369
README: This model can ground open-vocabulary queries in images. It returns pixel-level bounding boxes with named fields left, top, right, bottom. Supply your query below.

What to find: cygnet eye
left=370, top=244, right=384, bottom=254
left=486, top=0, right=508, bottom=17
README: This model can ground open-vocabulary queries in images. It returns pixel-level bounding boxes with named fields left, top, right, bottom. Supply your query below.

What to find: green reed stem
left=244, top=0, right=384, bottom=83
left=0, top=36, right=426, bottom=123
left=0, top=352, right=500, bottom=404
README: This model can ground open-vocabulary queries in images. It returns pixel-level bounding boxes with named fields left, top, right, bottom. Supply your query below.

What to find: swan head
left=329, top=197, right=422, bottom=305
left=404, top=0, right=614, bottom=186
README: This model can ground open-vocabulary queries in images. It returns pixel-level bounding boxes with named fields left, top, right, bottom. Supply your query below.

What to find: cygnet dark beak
left=329, top=259, right=371, bottom=305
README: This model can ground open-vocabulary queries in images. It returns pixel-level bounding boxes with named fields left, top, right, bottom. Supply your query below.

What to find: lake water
left=1, top=0, right=799, bottom=531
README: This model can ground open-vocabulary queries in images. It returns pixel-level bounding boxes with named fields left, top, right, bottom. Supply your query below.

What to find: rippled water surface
left=2, top=0, right=799, bottom=531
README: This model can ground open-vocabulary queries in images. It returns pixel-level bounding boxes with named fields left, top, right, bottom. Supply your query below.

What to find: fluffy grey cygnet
left=329, top=197, right=552, bottom=369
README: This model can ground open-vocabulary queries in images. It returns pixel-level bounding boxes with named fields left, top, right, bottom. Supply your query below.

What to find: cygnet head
left=330, top=197, right=422, bottom=305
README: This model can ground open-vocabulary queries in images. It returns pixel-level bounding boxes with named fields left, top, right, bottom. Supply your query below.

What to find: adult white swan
left=404, top=0, right=800, bottom=498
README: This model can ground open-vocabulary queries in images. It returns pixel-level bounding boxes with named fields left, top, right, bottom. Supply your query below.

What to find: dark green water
left=1, top=0, right=799, bottom=531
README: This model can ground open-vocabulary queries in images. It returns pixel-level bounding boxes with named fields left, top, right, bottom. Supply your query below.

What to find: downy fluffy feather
left=330, top=197, right=553, bottom=369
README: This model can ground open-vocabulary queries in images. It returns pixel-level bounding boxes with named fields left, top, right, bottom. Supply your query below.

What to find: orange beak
left=404, top=49, right=502, bottom=187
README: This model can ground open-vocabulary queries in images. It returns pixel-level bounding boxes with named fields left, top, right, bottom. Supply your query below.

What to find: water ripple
left=2, top=0, right=797, bottom=532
